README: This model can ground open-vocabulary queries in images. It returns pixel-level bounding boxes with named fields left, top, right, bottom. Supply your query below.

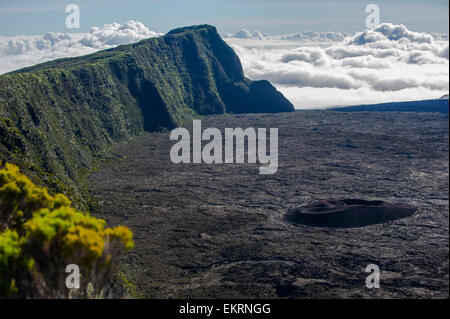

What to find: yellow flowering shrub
left=0, top=163, right=134, bottom=298
left=0, top=162, right=71, bottom=230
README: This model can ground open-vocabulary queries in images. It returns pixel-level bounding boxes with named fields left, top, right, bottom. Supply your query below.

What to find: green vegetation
left=0, top=163, right=134, bottom=298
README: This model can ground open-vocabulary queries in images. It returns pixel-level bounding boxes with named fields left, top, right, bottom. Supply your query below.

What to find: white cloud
left=226, top=29, right=265, bottom=40
left=225, top=29, right=351, bottom=42
left=346, top=23, right=434, bottom=45
left=227, top=23, right=449, bottom=109
left=440, top=45, right=449, bottom=59
left=225, top=26, right=448, bottom=44
left=0, top=21, right=162, bottom=74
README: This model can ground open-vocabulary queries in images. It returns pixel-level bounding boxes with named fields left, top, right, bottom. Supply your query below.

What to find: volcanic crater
left=285, top=199, right=418, bottom=228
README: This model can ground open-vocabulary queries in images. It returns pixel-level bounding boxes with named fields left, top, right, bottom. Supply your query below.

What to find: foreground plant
left=0, top=163, right=134, bottom=298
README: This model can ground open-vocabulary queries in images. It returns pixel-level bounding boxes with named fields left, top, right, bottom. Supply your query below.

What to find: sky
left=0, top=0, right=448, bottom=37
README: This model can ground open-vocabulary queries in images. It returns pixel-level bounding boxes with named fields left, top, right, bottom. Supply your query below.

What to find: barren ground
left=88, top=111, right=449, bottom=298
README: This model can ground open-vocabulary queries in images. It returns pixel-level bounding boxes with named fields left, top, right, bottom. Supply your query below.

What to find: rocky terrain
left=88, top=110, right=449, bottom=298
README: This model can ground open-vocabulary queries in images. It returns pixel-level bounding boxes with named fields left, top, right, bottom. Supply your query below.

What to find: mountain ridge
left=328, top=99, right=449, bottom=113
left=0, top=24, right=294, bottom=203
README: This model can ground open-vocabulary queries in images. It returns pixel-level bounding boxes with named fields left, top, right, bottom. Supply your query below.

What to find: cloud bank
left=225, top=29, right=351, bottom=42
left=0, top=21, right=448, bottom=109
left=227, top=23, right=449, bottom=109
left=0, top=21, right=162, bottom=74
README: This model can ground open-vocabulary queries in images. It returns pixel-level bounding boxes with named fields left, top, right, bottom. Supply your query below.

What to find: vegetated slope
left=0, top=24, right=294, bottom=203
left=329, top=99, right=449, bottom=113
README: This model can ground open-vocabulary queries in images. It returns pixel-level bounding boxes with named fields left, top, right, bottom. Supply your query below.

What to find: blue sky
left=0, top=0, right=448, bottom=36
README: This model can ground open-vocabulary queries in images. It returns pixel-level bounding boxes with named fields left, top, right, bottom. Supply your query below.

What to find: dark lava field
left=88, top=110, right=449, bottom=298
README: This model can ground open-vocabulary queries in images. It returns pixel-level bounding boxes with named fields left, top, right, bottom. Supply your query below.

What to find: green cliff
left=0, top=24, right=294, bottom=203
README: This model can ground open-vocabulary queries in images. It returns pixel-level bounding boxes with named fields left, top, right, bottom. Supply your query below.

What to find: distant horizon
left=0, top=0, right=448, bottom=37
left=2, top=23, right=449, bottom=39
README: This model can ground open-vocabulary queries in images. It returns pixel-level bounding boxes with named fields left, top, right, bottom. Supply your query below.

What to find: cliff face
left=0, top=24, right=294, bottom=201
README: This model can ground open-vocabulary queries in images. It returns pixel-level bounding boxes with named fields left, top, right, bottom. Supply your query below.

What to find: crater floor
left=88, top=110, right=449, bottom=298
